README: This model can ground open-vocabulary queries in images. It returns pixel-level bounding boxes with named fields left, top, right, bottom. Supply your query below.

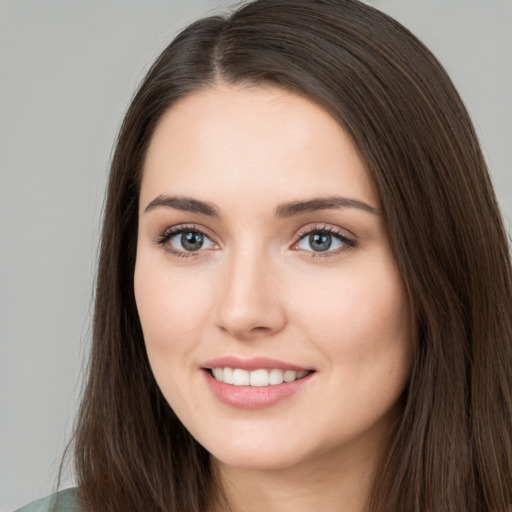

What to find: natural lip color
left=203, top=369, right=314, bottom=409
left=201, top=356, right=312, bottom=372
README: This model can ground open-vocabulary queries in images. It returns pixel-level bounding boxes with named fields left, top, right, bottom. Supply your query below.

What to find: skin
left=135, top=84, right=412, bottom=512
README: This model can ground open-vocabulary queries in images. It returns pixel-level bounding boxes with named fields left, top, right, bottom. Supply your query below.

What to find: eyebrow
left=143, top=194, right=378, bottom=218
left=275, top=196, right=378, bottom=217
left=144, top=195, right=219, bottom=217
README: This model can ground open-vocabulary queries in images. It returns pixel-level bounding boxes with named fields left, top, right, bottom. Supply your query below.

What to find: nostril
left=250, top=326, right=272, bottom=333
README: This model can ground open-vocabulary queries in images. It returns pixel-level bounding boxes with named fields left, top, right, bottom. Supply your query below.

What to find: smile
left=201, top=357, right=315, bottom=408
left=211, top=367, right=311, bottom=387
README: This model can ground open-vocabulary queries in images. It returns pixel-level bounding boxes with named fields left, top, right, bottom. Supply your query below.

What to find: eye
left=293, top=226, right=355, bottom=256
left=155, top=225, right=217, bottom=257
left=170, top=230, right=215, bottom=252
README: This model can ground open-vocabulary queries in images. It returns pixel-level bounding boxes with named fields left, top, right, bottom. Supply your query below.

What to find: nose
left=214, top=249, right=287, bottom=340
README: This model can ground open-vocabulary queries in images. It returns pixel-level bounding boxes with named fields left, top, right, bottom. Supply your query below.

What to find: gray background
left=1, top=1, right=510, bottom=510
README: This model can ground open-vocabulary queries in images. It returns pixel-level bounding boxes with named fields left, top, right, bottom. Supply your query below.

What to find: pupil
left=181, top=231, right=204, bottom=251
left=309, top=233, right=331, bottom=252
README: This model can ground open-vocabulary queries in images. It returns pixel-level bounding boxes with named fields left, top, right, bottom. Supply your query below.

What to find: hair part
left=72, top=1, right=512, bottom=511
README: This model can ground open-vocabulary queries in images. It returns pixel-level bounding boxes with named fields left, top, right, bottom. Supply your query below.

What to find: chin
left=211, top=446, right=309, bottom=472
left=201, top=428, right=331, bottom=473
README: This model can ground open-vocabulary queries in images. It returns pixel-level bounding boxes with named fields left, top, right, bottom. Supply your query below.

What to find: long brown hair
left=73, top=1, right=512, bottom=510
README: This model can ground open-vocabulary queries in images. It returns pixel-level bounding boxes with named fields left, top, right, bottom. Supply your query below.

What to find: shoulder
left=13, top=489, right=79, bottom=512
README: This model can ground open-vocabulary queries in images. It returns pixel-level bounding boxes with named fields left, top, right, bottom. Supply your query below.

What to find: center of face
left=134, top=83, right=411, bottom=474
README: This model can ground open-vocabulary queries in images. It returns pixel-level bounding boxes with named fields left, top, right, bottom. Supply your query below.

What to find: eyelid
left=153, top=222, right=356, bottom=259
left=291, top=223, right=357, bottom=256
left=154, top=223, right=220, bottom=257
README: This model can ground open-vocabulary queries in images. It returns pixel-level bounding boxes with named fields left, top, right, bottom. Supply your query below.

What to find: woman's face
left=135, top=85, right=412, bottom=472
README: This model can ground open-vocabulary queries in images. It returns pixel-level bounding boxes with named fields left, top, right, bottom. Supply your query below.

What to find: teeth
left=268, top=368, right=284, bottom=385
left=211, top=367, right=310, bottom=386
left=283, top=370, right=297, bottom=382
left=232, top=369, right=250, bottom=386
left=212, top=367, right=223, bottom=381
left=223, top=367, right=234, bottom=384
left=249, top=369, right=269, bottom=387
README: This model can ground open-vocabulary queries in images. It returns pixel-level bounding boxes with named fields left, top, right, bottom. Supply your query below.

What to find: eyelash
left=154, top=223, right=356, bottom=259
left=292, top=224, right=356, bottom=258
left=154, top=224, right=215, bottom=258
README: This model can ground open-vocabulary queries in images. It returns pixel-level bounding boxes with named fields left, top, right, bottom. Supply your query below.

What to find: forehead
left=141, top=84, right=378, bottom=211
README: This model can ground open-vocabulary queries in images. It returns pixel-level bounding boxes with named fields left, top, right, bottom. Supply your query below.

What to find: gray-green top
left=14, top=489, right=78, bottom=512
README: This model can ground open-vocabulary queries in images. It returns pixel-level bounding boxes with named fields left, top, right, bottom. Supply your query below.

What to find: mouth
left=208, top=367, right=312, bottom=387
left=201, top=357, right=316, bottom=409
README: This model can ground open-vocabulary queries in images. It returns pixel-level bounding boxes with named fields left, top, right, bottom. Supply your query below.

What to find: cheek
left=133, top=257, right=214, bottom=422
left=133, top=257, right=213, bottom=362
left=289, top=257, right=411, bottom=368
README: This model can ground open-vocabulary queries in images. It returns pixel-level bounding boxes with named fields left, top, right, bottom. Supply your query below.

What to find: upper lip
left=201, top=356, right=312, bottom=372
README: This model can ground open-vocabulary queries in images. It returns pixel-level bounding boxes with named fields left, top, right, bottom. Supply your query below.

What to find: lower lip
left=203, top=370, right=314, bottom=409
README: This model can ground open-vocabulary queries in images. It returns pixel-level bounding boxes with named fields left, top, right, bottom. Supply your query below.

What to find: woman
left=17, top=0, right=512, bottom=511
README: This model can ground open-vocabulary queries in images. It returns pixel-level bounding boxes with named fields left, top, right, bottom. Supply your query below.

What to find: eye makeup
left=154, top=223, right=219, bottom=258
left=292, top=223, right=357, bottom=258
left=153, top=221, right=357, bottom=260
